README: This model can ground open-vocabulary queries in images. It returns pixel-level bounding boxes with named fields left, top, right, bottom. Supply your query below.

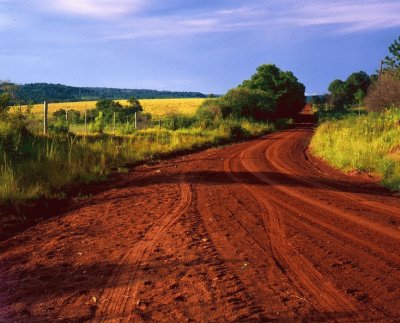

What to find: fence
left=38, top=101, right=171, bottom=135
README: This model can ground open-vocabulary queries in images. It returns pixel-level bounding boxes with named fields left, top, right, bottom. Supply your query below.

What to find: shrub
left=365, top=72, right=400, bottom=112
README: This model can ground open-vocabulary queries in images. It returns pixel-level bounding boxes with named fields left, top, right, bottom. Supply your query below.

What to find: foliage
left=310, top=108, right=400, bottom=191
left=0, top=82, right=19, bottom=114
left=197, top=64, right=304, bottom=122
left=20, top=98, right=205, bottom=120
left=240, top=64, right=305, bottom=118
left=14, top=82, right=206, bottom=104
left=365, top=72, right=400, bottom=112
left=383, top=36, right=400, bottom=72
left=219, top=88, right=276, bottom=120
left=327, top=71, right=372, bottom=110
left=0, top=117, right=277, bottom=205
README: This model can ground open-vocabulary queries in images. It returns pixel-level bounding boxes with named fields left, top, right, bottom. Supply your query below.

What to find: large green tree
left=240, top=64, right=305, bottom=118
left=328, top=71, right=372, bottom=109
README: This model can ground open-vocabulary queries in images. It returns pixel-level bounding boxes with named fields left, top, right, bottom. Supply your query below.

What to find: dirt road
left=1, top=119, right=400, bottom=321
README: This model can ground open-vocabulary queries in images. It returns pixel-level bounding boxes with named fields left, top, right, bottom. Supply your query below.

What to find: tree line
left=311, top=35, right=400, bottom=112
left=0, top=83, right=206, bottom=105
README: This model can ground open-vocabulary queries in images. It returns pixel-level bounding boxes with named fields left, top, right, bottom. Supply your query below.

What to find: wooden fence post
left=113, top=112, right=116, bottom=134
left=134, top=112, right=137, bottom=129
left=159, top=119, right=162, bottom=130
left=65, top=109, right=69, bottom=131
left=84, top=109, right=87, bottom=133
left=43, top=101, right=48, bottom=135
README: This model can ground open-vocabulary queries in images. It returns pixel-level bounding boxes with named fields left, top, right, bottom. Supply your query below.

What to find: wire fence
left=27, top=101, right=179, bottom=136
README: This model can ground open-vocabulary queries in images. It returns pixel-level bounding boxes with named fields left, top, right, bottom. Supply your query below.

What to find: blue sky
left=0, top=0, right=399, bottom=95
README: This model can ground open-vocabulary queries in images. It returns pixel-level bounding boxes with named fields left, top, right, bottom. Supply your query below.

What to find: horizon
left=1, top=0, right=399, bottom=95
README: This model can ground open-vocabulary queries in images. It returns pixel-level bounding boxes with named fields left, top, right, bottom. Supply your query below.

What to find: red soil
left=1, top=113, right=400, bottom=321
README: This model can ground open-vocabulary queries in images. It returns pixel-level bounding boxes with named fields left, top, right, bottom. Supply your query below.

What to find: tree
left=344, top=71, right=371, bottom=101
left=240, top=64, right=305, bottom=118
left=328, top=72, right=372, bottom=109
left=365, top=72, right=400, bottom=112
left=383, top=36, right=400, bottom=71
left=0, top=81, right=19, bottom=114
left=126, top=97, right=143, bottom=115
left=219, top=88, right=275, bottom=120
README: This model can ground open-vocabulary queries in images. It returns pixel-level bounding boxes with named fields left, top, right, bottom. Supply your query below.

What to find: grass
left=310, top=108, right=400, bottom=191
left=0, top=117, right=275, bottom=204
left=22, top=98, right=205, bottom=118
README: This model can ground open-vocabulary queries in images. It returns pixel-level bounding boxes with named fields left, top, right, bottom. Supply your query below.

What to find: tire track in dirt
left=270, top=128, right=400, bottom=220
left=223, top=151, right=364, bottom=320
left=94, top=173, right=192, bottom=321
left=241, top=130, right=400, bottom=242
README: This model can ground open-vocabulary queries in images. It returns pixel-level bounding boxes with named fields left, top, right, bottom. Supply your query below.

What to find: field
left=310, top=108, right=400, bottom=190
left=25, top=98, right=205, bottom=118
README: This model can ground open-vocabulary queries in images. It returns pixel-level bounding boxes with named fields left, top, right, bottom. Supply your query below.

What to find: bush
left=365, top=72, right=400, bottom=112
left=163, top=113, right=196, bottom=130
left=220, top=88, right=276, bottom=120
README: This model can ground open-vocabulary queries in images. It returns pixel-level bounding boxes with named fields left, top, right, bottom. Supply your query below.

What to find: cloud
left=284, top=0, right=400, bottom=33
left=103, top=7, right=265, bottom=40
left=100, top=0, right=400, bottom=40
left=42, top=0, right=149, bottom=19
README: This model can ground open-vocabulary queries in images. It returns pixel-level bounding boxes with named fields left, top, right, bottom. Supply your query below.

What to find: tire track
left=270, top=128, right=400, bottom=219
left=94, top=173, right=192, bottom=321
left=224, top=148, right=364, bottom=320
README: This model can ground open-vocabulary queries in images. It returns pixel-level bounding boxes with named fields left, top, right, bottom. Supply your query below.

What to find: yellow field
left=25, top=98, right=205, bottom=118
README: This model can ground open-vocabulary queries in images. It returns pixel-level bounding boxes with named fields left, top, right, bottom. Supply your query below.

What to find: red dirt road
left=1, top=120, right=400, bottom=321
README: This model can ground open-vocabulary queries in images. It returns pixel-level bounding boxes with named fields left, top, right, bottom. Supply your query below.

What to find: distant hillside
left=14, top=83, right=207, bottom=104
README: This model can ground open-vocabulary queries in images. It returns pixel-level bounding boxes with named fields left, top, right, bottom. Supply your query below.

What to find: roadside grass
left=310, top=108, right=400, bottom=191
left=0, top=117, right=275, bottom=204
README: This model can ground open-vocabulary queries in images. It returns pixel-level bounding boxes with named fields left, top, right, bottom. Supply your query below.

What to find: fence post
left=113, top=112, right=116, bottom=134
left=84, top=109, right=87, bottom=133
left=144, top=116, right=147, bottom=129
left=134, top=112, right=137, bottom=129
left=43, top=101, right=48, bottom=135
left=65, top=109, right=69, bottom=131
left=159, top=119, right=162, bottom=130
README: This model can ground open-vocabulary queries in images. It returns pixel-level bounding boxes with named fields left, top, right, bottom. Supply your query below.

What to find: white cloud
left=42, top=0, right=149, bottom=19
left=284, top=0, right=400, bottom=33
left=100, top=0, right=400, bottom=40
left=103, top=7, right=265, bottom=40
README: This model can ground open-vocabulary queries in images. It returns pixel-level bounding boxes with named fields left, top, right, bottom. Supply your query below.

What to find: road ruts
left=2, top=114, right=400, bottom=322
left=94, top=173, right=193, bottom=322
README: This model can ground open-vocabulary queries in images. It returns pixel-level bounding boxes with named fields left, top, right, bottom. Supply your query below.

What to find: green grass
left=0, top=116, right=276, bottom=204
left=310, top=108, right=400, bottom=191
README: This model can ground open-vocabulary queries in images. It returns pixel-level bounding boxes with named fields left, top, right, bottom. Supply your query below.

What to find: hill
left=12, top=83, right=206, bottom=104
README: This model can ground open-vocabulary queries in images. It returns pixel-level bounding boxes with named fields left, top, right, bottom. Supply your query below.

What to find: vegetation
left=1, top=63, right=301, bottom=208
left=0, top=115, right=275, bottom=204
left=327, top=71, right=373, bottom=110
left=310, top=109, right=400, bottom=191
left=365, top=72, right=400, bottom=112
left=199, top=64, right=305, bottom=121
left=311, top=36, right=400, bottom=191
left=383, top=35, right=400, bottom=72
left=0, top=82, right=206, bottom=104
left=19, top=98, right=204, bottom=118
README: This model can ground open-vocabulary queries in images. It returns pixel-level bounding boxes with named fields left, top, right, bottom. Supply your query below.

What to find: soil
left=1, top=109, right=400, bottom=321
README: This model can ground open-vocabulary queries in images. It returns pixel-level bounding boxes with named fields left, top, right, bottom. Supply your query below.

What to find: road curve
left=1, top=119, right=400, bottom=321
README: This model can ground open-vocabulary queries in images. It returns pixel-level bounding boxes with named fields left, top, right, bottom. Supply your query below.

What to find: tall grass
left=0, top=117, right=275, bottom=204
left=310, top=108, right=400, bottom=191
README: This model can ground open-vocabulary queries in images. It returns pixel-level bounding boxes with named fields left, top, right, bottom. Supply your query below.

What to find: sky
left=0, top=0, right=399, bottom=95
